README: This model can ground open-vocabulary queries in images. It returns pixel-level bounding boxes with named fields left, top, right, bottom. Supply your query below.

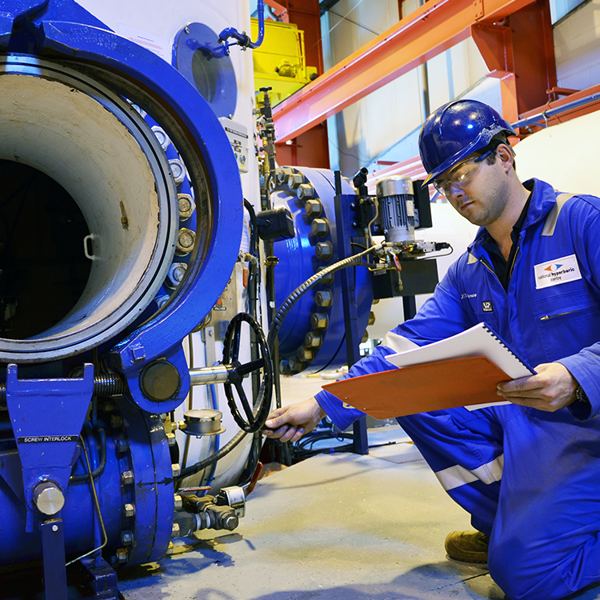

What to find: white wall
left=554, top=0, right=600, bottom=90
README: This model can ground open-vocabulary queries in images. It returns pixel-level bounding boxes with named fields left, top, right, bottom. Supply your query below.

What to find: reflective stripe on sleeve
left=434, top=454, right=504, bottom=491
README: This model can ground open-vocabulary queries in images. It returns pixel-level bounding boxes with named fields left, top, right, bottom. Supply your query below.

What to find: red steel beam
left=273, top=0, right=535, bottom=143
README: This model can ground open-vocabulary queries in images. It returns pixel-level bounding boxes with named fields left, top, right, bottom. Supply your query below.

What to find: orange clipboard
left=322, top=355, right=512, bottom=420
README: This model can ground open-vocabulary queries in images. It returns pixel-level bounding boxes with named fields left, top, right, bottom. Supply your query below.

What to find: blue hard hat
left=419, top=99, right=516, bottom=184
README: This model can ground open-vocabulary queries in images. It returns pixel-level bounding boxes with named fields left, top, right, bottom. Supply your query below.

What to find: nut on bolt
left=121, top=530, right=134, bottom=546
left=276, top=167, right=293, bottom=185
left=223, top=514, right=239, bottom=531
left=315, top=241, right=333, bottom=261
left=176, top=228, right=196, bottom=256
left=121, top=471, right=134, bottom=486
left=305, top=331, right=322, bottom=347
left=123, top=503, right=136, bottom=518
left=287, top=357, right=300, bottom=372
left=174, top=495, right=183, bottom=511
left=115, top=548, right=128, bottom=564
left=116, top=438, right=130, bottom=453
left=172, top=523, right=181, bottom=538
left=311, top=219, right=329, bottom=237
left=287, top=173, right=304, bottom=189
left=311, top=312, right=329, bottom=330
left=305, top=199, right=323, bottom=217
left=297, top=183, right=314, bottom=199
left=178, top=193, right=196, bottom=221
left=297, top=347, right=314, bottom=362
left=315, top=290, right=333, bottom=308
left=166, top=262, right=187, bottom=289
left=172, top=463, right=181, bottom=478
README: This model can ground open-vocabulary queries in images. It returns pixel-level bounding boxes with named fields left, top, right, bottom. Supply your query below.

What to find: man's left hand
left=496, top=362, right=577, bottom=412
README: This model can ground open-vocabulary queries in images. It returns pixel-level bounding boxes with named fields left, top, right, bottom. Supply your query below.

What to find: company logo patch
left=482, top=301, right=493, bottom=313
left=534, top=254, right=582, bottom=289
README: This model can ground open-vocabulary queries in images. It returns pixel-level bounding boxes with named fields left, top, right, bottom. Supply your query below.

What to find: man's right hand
left=263, top=398, right=326, bottom=443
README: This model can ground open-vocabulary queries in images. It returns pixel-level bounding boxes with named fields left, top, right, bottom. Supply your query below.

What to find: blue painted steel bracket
left=5, top=364, right=94, bottom=517
left=0, top=2, right=243, bottom=412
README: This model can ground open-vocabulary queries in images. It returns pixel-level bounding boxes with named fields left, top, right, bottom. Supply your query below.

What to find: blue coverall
left=315, top=179, right=600, bottom=600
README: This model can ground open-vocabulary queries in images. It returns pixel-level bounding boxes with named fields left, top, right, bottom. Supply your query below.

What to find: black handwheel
left=222, top=313, right=273, bottom=433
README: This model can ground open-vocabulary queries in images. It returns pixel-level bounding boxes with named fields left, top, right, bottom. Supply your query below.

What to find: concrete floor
left=115, top=376, right=600, bottom=600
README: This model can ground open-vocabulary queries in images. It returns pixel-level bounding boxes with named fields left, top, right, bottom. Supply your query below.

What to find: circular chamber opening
left=175, top=22, right=238, bottom=118
left=0, top=161, right=91, bottom=339
left=0, top=58, right=179, bottom=363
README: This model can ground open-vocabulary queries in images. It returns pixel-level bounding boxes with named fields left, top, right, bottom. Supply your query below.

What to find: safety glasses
left=432, top=149, right=493, bottom=196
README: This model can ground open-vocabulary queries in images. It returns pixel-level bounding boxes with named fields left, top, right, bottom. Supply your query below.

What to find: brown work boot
left=444, top=530, right=489, bottom=564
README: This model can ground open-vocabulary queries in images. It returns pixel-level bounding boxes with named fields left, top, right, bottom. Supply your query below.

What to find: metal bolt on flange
left=123, top=503, right=136, bottom=518
left=172, top=463, right=181, bottom=478
left=166, top=262, right=187, bottom=289
left=311, top=219, right=329, bottom=237
left=178, top=193, right=195, bottom=221
left=275, top=167, right=293, bottom=184
left=311, top=312, right=329, bottom=330
left=116, top=438, right=130, bottom=453
left=279, top=359, right=291, bottom=375
left=172, top=523, right=181, bottom=538
left=174, top=495, right=183, bottom=511
left=315, top=290, right=333, bottom=308
left=115, top=548, right=128, bottom=564
left=287, top=357, right=303, bottom=373
left=176, top=228, right=196, bottom=256
left=151, top=126, right=171, bottom=150
left=121, top=471, right=134, bottom=486
left=297, top=183, right=314, bottom=199
left=287, top=173, right=304, bottom=189
left=169, top=158, right=186, bottom=185
left=305, top=199, right=322, bottom=217
left=315, top=241, right=333, bottom=261
left=297, top=347, right=314, bottom=362
left=166, top=432, right=176, bottom=447
left=121, top=530, right=134, bottom=546
left=305, top=331, right=322, bottom=348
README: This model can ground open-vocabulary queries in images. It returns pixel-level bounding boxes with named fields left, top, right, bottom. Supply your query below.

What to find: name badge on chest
left=534, top=254, right=582, bottom=289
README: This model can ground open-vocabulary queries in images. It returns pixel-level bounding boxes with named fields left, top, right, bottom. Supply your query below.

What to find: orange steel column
left=273, top=0, right=540, bottom=142
left=273, top=0, right=330, bottom=168
left=472, top=0, right=556, bottom=118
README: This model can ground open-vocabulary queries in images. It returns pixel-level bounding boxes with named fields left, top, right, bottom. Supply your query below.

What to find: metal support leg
left=79, top=554, right=120, bottom=600
left=333, top=173, right=369, bottom=455
left=41, top=519, right=68, bottom=600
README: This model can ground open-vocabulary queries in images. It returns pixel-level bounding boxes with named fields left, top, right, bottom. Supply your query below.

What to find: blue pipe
left=218, top=0, right=265, bottom=55
left=512, top=91, right=600, bottom=130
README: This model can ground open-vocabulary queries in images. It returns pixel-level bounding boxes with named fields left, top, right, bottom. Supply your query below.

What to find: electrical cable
left=70, top=423, right=106, bottom=484
left=65, top=434, right=108, bottom=566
